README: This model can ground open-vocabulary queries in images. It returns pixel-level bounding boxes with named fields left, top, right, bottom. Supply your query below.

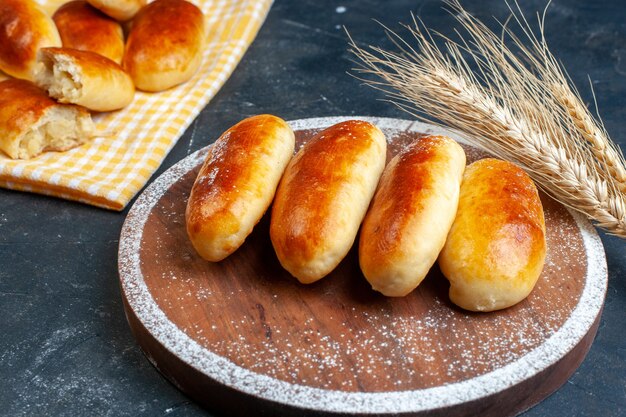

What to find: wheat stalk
left=348, top=0, right=626, bottom=238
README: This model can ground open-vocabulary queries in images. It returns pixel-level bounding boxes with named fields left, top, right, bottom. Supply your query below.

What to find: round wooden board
left=118, top=117, right=607, bottom=417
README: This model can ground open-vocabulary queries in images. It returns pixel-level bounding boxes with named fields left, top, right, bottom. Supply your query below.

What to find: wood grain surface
left=118, top=117, right=607, bottom=416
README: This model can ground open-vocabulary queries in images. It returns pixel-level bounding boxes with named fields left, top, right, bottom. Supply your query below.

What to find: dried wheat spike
left=348, top=0, right=626, bottom=237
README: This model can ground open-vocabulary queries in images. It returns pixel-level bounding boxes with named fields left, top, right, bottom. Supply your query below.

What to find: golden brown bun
left=0, top=79, right=94, bottom=159
left=86, top=0, right=146, bottom=21
left=53, top=1, right=125, bottom=64
left=359, top=135, right=466, bottom=297
left=35, top=47, right=135, bottom=112
left=0, top=0, right=62, bottom=80
left=270, top=120, right=387, bottom=284
left=438, top=158, right=547, bottom=312
left=186, top=115, right=295, bottom=262
left=123, top=0, right=205, bottom=92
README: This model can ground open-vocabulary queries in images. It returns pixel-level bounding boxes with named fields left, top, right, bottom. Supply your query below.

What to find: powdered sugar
left=118, top=117, right=607, bottom=414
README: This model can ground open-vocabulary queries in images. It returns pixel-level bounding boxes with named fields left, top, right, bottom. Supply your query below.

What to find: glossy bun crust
left=0, top=0, right=61, bottom=80
left=359, top=135, right=466, bottom=297
left=438, top=158, right=547, bottom=312
left=270, top=120, right=387, bottom=284
left=186, top=115, right=295, bottom=262
left=53, top=0, right=125, bottom=64
left=123, top=0, right=205, bottom=92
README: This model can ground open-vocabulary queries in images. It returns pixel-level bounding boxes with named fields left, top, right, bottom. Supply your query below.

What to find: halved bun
left=0, top=79, right=94, bottom=159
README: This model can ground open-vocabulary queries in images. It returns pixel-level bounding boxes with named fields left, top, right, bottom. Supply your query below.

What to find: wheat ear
left=498, top=0, right=626, bottom=193
left=348, top=1, right=626, bottom=237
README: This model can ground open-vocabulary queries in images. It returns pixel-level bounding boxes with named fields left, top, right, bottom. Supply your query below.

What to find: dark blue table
left=1, top=1, right=624, bottom=415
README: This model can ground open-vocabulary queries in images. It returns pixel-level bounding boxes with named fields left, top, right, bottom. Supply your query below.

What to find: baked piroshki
left=35, top=47, right=135, bottom=112
left=438, top=158, right=547, bottom=312
left=0, top=78, right=94, bottom=159
left=270, top=120, right=387, bottom=284
left=123, top=0, right=205, bottom=92
left=0, top=0, right=62, bottom=80
left=186, top=114, right=295, bottom=262
left=53, top=0, right=125, bottom=64
left=359, top=135, right=466, bottom=297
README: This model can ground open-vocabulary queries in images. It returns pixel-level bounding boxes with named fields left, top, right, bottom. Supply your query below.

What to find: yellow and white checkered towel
left=0, top=0, right=273, bottom=210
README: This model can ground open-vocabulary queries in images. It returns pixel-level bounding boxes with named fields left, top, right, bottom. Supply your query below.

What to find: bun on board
left=123, top=0, right=205, bottom=92
left=86, top=0, right=146, bottom=21
left=359, top=135, right=466, bottom=297
left=0, top=0, right=61, bottom=80
left=53, top=0, right=125, bottom=64
left=0, top=79, right=94, bottom=159
left=35, top=47, right=135, bottom=112
left=186, top=115, right=295, bottom=262
left=438, top=158, right=547, bottom=312
left=270, top=120, right=387, bottom=284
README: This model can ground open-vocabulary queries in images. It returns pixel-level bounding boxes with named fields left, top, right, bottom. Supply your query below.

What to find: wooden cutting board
left=118, top=117, right=607, bottom=416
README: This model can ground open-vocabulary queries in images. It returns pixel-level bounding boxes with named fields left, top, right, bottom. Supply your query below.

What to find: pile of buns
left=0, top=0, right=205, bottom=159
left=186, top=115, right=547, bottom=312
